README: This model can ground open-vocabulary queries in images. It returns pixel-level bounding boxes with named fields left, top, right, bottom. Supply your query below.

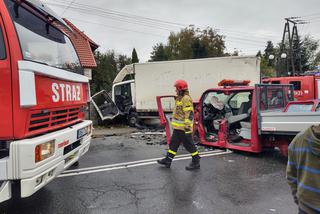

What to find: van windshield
left=5, top=0, right=83, bottom=74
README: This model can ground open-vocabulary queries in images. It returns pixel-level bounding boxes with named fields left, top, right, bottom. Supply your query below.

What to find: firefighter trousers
left=168, top=129, right=199, bottom=159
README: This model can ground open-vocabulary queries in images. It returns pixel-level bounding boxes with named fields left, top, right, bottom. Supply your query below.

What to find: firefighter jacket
left=171, top=92, right=194, bottom=133
left=286, top=125, right=320, bottom=214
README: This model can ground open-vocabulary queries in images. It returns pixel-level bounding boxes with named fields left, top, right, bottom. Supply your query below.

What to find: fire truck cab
left=0, top=0, right=92, bottom=202
left=263, top=75, right=320, bottom=100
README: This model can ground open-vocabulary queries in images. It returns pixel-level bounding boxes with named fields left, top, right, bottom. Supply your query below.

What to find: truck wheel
left=128, top=112, right=139, bottom=127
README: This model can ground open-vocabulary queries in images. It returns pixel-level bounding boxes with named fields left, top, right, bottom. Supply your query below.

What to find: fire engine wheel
left=128, top=112, right=139, bottom=127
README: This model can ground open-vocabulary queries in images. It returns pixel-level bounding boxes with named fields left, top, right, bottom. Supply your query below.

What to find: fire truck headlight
left=35, top=140, right=55, bottom=163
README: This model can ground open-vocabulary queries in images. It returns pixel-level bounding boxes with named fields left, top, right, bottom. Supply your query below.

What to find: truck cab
left=91, top=79, right=136, bottom=126
left=0, top=0, right=92, bottom=202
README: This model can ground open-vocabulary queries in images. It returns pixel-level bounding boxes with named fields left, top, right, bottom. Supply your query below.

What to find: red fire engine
left=0, top=0, right=92, bottom=202
left=263, top=75, right=320, bottom=100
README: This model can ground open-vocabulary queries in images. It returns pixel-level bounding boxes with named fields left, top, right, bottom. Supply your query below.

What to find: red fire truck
left=0, top=0, right=92, bottom=202
left=157, top=80, right=320, bottom=157
left=262, top=75, right=320, bottom=100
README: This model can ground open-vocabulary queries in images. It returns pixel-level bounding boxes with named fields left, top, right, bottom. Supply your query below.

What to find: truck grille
left=26, top=106, right=84, bottom=137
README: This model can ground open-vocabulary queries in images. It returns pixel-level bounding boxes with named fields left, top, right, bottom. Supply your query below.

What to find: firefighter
left=157, top=80, right=200, bottom=170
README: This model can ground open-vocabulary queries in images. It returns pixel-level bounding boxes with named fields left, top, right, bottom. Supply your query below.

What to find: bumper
left=0, top=120, right=92, bottom=201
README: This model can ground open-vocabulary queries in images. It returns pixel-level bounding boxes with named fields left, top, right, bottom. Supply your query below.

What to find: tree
left=149, top=43, right=168, bottom=61
left=263, top=41, right=275, bottom=61
left=118, top=54, right=131, bottom=70
left=149, top=26, right=226, bottom=61
left=299, top=36, right=319, bottom=71
left=131, top=48, right=139, bottom=63
left=313, top=51, right=320, bottom=69
left=256, top=50, right=262, bottom=57
left=259, top=41, right=277, bottom=77
left=260, top=57, right=276, bottom=77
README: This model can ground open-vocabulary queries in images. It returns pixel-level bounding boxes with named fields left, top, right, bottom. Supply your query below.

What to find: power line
left=67, top=17, right=265, bottom=48
left=301, top=12, right=320, bottom=18
left=60, top=0, right=76, bottom=16
left=45, top=0, right=274, bottom=53
left=66, top=17, right=167, bottom=38
left=308, top=16, right=320, bottom=21
left=46, top=0, right=277, bottom=42
left=47, top=1, right=186, bottom=29
left=47, top=2, right=178, bottom=31
left=48, top=2, right=270, bottom=45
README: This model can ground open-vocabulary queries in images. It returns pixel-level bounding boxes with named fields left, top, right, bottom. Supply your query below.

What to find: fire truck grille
left=27, top=106, right=83, bottom=136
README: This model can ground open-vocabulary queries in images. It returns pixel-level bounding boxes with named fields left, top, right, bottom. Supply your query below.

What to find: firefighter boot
left=157, top=152, right=174, bottom=168
left=185, top=154, right=200, bottom=170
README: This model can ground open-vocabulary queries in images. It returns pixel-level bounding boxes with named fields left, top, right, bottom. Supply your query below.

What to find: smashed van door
left=91, top=90, right=120, bottom=120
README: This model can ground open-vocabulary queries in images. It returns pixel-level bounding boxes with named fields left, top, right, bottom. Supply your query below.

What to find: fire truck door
left=156, top=96, right=175, bottom=144
left=0, top=16, right=13, bottom=139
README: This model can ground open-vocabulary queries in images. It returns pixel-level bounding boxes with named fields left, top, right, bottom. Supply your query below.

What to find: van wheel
left=128, top=112, right=139, bottom=127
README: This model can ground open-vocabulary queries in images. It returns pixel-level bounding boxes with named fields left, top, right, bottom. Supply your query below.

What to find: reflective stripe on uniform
left=185, top=131, right=192, bottom=134
left=184, top=119, right=193, bottom=124
left=171, top=118, right=185, bottom=127
left=171, top=121, right=193, bottom=128
left=183, top=107, right=193, bottom=112
left=168, top=150, right=177, bottom=155
left=176, top=101, right=183, bottom=106
left=171, top=122, right=185, bottom=127
left=191, top=151, right=199, bottom=156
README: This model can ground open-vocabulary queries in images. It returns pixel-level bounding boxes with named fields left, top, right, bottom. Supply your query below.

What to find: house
left=63, top=18, right=99, bottom=80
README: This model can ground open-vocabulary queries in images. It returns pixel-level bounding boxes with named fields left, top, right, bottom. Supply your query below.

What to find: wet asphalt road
left=0, top=133, right=296, bottom=214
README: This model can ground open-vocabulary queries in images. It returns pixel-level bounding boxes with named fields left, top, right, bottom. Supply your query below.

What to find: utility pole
left=277, top=17, right=308, bottom=77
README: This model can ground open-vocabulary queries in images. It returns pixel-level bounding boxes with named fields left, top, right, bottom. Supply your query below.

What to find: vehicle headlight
left=35, top=140, right=55, bottom=163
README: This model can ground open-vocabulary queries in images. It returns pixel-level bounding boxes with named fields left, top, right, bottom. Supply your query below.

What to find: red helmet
left=174, top=79, right=188, bottom=91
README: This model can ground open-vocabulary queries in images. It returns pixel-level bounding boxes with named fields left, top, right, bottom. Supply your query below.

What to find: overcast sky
left=45, top=0, right=320, bottom=62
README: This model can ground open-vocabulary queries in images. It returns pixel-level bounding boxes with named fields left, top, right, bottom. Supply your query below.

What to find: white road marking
left=58, top=150, right=232, bottom=178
